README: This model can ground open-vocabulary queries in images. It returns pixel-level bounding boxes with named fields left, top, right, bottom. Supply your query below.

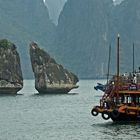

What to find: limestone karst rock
left=0, top=39, right=23, bottom=94
left=30, top=42, right=79, bottom=93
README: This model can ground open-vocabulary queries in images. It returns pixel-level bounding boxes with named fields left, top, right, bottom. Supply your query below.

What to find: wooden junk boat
left=91, top=35, right=140, bottom=122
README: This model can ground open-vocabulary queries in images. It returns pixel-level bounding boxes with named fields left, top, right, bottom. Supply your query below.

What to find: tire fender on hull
left=102, top=112, right=110, bottom=120
left=91, top=108, right=98, bottom=116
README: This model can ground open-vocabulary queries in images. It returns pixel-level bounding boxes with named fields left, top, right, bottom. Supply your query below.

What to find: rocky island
left=30, top=42, right=79, bottom=93
left=0, top=39, right=23, bottom=94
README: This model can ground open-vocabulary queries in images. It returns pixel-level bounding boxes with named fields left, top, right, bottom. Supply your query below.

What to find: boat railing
left=99, top=74, right=140, bottom=109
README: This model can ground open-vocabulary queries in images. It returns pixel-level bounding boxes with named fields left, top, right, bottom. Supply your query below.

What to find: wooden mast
left=133, top=43, right=135, bottom=74
left=117, top=34, right=120, bottom=77
left=116, top=34, right=120, bottom=103
left=107, top=44, right=111, bottom=84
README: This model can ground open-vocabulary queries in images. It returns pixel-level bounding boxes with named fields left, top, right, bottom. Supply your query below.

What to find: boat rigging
left=91, top=35, right=140, bottom=122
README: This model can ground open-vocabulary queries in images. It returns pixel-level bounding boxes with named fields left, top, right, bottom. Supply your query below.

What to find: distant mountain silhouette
left=1, top=0, right=140, bottom=79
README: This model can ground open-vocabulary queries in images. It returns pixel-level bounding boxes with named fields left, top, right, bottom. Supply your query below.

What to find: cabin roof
left=118, top=90, right=140, bottom=94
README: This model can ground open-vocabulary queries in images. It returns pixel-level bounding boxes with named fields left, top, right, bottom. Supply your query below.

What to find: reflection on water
left=92, top=120, right=140, bottom=139
left=32, top=92, right=78, bottom=97
left=102, top=123, right=140, bottom=139
left=0, top=93, right=23, bottom=97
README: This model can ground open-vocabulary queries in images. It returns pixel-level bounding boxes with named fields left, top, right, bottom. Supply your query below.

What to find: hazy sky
left=44, top=0, right=67, bottom=25
left=44, top=0, right=124, bottom=25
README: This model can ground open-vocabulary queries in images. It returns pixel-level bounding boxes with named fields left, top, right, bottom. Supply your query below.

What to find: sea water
left=0, top=80, right=140, bottom=140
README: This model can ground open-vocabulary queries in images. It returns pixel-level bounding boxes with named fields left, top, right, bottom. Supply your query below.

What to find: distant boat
left=94, top=44, right=111, bottom=93
left=94, top=83, right=106, bottom=92
left=91, top=35, right=140, bottom=122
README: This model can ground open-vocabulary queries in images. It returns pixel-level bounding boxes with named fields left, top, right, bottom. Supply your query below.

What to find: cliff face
left=0, top=0, right=54, bottom=40
left=30, top=42, right=79, bottom=93
left=54, top=0, right=113, bottom=78
left=53, top=0, right=140, bottom=78
left=0, top=39, right=23, bottom=94
left=111, top=0, right=140, bottom=72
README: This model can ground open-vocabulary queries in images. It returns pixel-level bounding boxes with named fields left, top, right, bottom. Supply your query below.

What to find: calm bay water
left=0, top=80, right=140, bottom=140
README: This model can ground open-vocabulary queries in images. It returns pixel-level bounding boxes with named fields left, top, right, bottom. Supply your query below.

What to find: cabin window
left=139, top=97, right=140, bottom=103
left=136, top=96, right=139, bottom=104
left=119, top=96, right=122, bottom=103
left=123, top=95, right=132, bottom=104
left=128, top=96, right=131, bottom=103
left=113, top=97, right=116, bottom=103
left=124, top=96, right=127, bottom=103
